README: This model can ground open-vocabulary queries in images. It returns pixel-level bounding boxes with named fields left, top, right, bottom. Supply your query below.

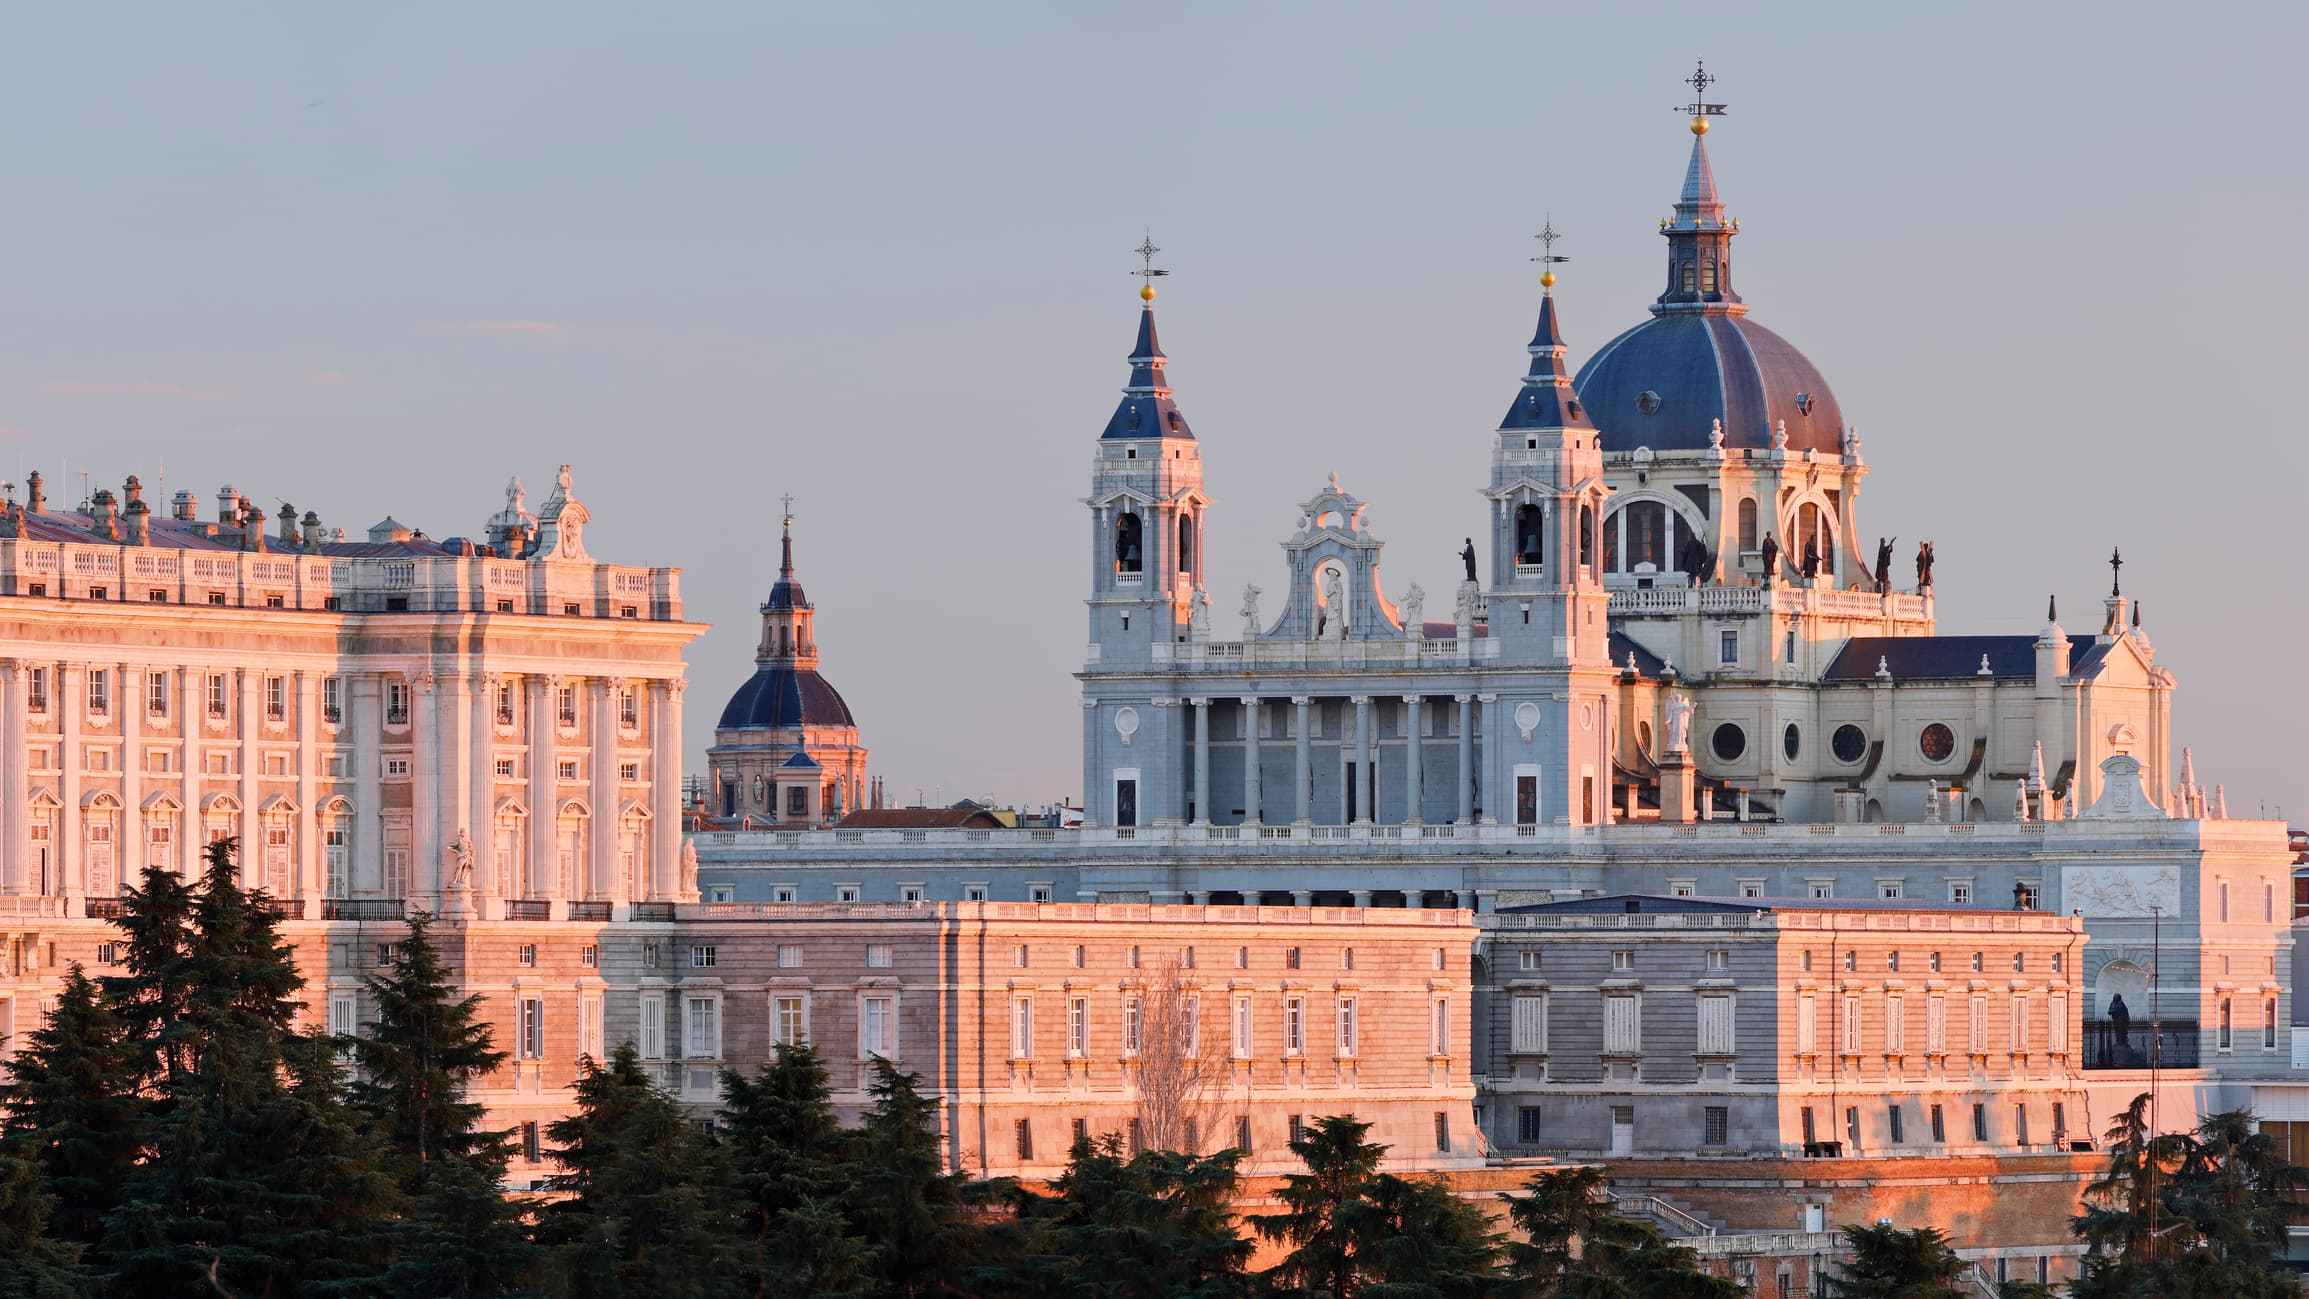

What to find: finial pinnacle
left=2108, top=546, right=2123, bottom=597
left=1531, top=216, right=1568, bottom=290
left=1677, top=59, right=1727, bottom=131
left=1132, top=231, right=1168, bottom=302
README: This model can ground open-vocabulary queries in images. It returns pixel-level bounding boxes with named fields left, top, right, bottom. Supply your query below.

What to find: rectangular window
left=1840, top=995, right=1862, bottom=1054
left=147, top=673, right=168, bottom=716
left=517, top=944, right=537, bottom=967
left=776, top=944, right=801, bottom=969
left=1698, top=995, right=1734, bottom=1055
left=1511, top=994, right=1547, bottom=1054
left=2015, top=1104, right=2031, bottom=1146
left=2219, top=997, right=2234, bottom=1050
left=1015, top=1118, right=1034, bottom=1162
left=1010, top=997, right=1034, bottom=1058
left=619, top=688, right=639, bottom=728
left=581, top=997, right=604, bottom=1062
left=1611, top=949, right=1634, bottom=971
left=496, top=682, right=516, bottom=725
left=1718, top=630, right=1738, bottom=665
left=1885, top=995, right=1905, bottom=1053
left=1067, top=997, right=1089, bottom=1058
left=690, top=944, right=717, bottom=968
left=1801, top=1107, right=1817, bottom=1146
left=775, top=996, right=808, bottom=1047
left=1231, top=996, right=1253, bottom=1060
left=860, top=995, right=896, bottom=1059
left=27, top=667, right=47, bottom=713
left=1073, top=1118, right=1090, bottom=1149
left=265, top=676, right=286, bottom=722
left=1704, top=1106, right=1729, bottom=1146
left=1124, top=997, right=1142, bottom=1057
left=1518, top=949, right=1542, bottom=971
left=2219, top=881, right=2230, bottom=923
left=865, top=944, right=892, bottom=969
left=557, top=759, right=579, bottom=781
left=1972, top=1103, right=1988, bottom=1143
left=580, top=944, right=598, bottom=968
left=684, top=996, right=720, bottom=1059
left=1888, top=1104, right=1905, bottom=1144
left=383, top=679, right=405, bottom=724
left=1236, top=1115, right=1252, bottom=1153
left=2011, top=996, right=2029, bottom=1053
left=1798, top=994, right=1818, bottom=1055
left=1517, top=1106, right=1542, bottom=1144
left=1926, top=996, right=1947, bottom=1052
left=1602, top=995, right=1638, bottom=1055
left=1282, top=997, right=1304, bottom=1056
left=1432, top=998, right=1452, bottom=1056
left=2053, top=1101, right=2068, bottom=1140
left=322, top=676, right=343, bottom=724
left=328, top=994, right=356, bottom=1038
left=1337, top=997, right=1358, bottom=1056
left=557, top=686, right=577, bottom=726
left=1879, top=881, right=1903, bottom=900
left=1184, top=994, right=1201, bottom=1058
left=1930, top=1104, right=1946, bottom=1143
left=1845, top=1106, right=1861, bottom=1151
left=1434, top=1111, right=1452, bottom=1153
left=639, top=993, right=665, bottom=1059
left=1968, top=994, right=1989, bottom=1052
left=2267, top=998, right=2281, bottom=1050
left=87, top=669, right=110, bottom=717
left=518, top=997, right=544, bottom=1060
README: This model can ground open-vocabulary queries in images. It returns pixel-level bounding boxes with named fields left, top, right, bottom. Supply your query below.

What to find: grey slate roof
left=1497, top=892, right=2033, bottom=917
left=1573, top=312, right=1844, bottom=454
left=1821, top=634, right=2100, bottom=683
left=1100, top=305, right=1194, bottom=440
left=716, top=666, right=856, bottom=731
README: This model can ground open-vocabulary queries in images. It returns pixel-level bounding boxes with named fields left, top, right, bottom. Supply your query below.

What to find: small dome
left=717, top=666, right=856, bottom=731
left=1573, top=313, right=1844, bottom=454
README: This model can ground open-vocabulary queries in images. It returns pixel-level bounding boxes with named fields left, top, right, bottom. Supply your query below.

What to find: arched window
left=1514, top=504, right=1545, bottom=567
left=1177, top=512, right=1195, bottom=575
left=1624, top=502, right=1666, bottom=571
left=1737, top=498, right=1758, bottom=554
left=493, top=801, right=527, bottom=898
left=618, top=804, right=650, bottom=902
left=1701, top=260, right=1718, bottom=293
left=84, top=795, right=121, bottom=898
left=1114, top=513, right=1144, bottom=574
left=1795, top=502, right=1837, bottom=580
left=557, top=802, right=589, bottom=900
left=1579, top=503, right=1596, bottom=569
left=321, top=798, right=353, bottom=898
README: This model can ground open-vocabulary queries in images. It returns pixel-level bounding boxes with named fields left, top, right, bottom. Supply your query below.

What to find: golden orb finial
left=1539, top=270, right=1557, bottom=289
left=1140, top=282, right=1156, bottom=302
left=1690, top=116, right=1709, bottom=137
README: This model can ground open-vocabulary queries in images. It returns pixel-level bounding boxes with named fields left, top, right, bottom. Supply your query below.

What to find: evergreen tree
left=2070, top=1100, right=2307, bottom=1299
left=1501, top=1166, right=1739, bottom=1299
left=1254, top=1114, right=1508, bottom=1299
left=105, top=864, right=199, bottom=1090
left=0, top=1143, right=92, bottom=1298
left=537, top=1042, right=739, bottom=1298
left=0, top=965, right=144, bottom=1246
left=349, top=909, right=513, bottom=1178
left=381, top=1153, right=542, bottom=1299
left=843, top=1057, right=984, bottom=1299
left=1826, top=1223, right=1970, bottom=1299
left=760, top=1196, right=876, bottom=1299
left=99, top=838, right=402, bottom=1298
left=720, top=1044, right=869, bottom=1292
left=980, top=1135, right=1252, bottom=1299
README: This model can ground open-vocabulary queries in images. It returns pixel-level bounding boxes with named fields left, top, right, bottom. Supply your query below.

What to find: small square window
left=776, top=945, right=802, bottom=969
left=518, top=944, right=537, bottom=967
left=1611, top=950, right=1634, bottom=971
left=690, top=945, right=717, bottom=969
left=1029, top=884, right=1052, bottom=904
left=1518, top=950, right=1542, bottom=971
left=772, top=886, right=796, bottom=904
left=900, top=885, right=924, bottom=904
left=837, top=885, right=860, bottom=903
left=1285, top=947, right=1301, bottom=970
left=866, top=944, right=893, bottom=968
left=581, top=945, right=598, bottom=967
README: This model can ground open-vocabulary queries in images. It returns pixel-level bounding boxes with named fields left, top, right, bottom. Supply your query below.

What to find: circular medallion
left=1514, top=701, right=1542, bottom=739
left=1579, top=702, right=1596, bottom=733
left=1636, top=389, right=1662, bottom=416
left=1114, top=706, right=1140, bottom=741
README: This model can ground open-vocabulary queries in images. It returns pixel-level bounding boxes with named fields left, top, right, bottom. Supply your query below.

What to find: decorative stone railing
left=1610, top=583, right=1932, bottom=623
left=1159, top=637, right=1501, bottom=669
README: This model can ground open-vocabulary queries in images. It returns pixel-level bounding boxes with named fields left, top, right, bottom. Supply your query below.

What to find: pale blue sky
left=2, top=3, right=2302, bottom=817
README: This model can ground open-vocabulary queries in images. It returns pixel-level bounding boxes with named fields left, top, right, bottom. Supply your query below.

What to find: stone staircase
left=1607, top=1189, right=1727, bottom=1238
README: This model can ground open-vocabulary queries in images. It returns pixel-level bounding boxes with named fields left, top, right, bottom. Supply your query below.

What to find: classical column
left=469, top=674, right=495, bottom=905
left=1402, top=695, right=1424, bottom=825
left=181, top=667, right=201, bottom=880
left=528, top=677, right=556, bottom=900
left=1191, top=697, right=1210, bottom=826
left=650, top=679, right=685, bottom=901
left=408, top=672, right=438, bottom=902
left=435, top=671, right=473, bottom=911
left=351, top=674, right=382, bottom=894
left=1292, top=697, right=1312, bottom=825
left=58, top=664, right=82, bottom=897
left=235, top=666, right=258, bottom=875
left=296, top=670, right=320, bottom=900
left=589, top=677, right=618, bottom=905
left=121, top=663, right=142, bottom=889
left=1476, top=693, right=1500, bottom=823
left=1454, top=694, right=1474, bottom=824
left=1239, top=696, right=1262, bottom=826
left=1350, top=696, right=1372, bottom=824
left=0, top=662, right=22, bottom=894
left=1350, top=889, right=1372, bottom=907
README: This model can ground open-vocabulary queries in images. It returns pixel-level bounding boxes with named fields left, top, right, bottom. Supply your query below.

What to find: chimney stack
left=241, top=502, right=268, bottom=552
left=277, top=502, right=300, bottom=547
left=171, top=490, right=197, bottom=521
left=302, top=511, right=324, bottom=553
left=217, top=485, right=240, bottom=524
left=26, top=470, right=45, bottom=515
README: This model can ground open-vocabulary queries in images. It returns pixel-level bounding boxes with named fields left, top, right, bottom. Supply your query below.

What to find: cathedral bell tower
left=1485, top=238, right=1611, bottom=670
left=1084, top=239, right=1209, bottom=666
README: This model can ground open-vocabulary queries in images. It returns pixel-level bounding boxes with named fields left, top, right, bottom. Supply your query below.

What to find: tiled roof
left=835, top=807, right=1007, bottom=830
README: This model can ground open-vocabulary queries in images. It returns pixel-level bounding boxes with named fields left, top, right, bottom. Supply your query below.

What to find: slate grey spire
left=1101, top=241, right=1193, bottom=441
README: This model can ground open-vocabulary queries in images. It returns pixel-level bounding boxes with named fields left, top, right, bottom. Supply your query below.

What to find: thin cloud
left=308, top=370, right=348, bottom=386
left=433, top=319, right=570, bottom=340
left=39, top=380, right=228, bottom=400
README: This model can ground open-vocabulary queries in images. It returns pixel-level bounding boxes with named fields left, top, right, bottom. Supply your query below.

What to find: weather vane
left=1132, top=232, right=1168, bottom=285
left=781, top=492, right=795, bottom=526
left=1677, top=60, right=1727, bottom=123
left=1531, top=217, right=1568, bottom=288
left=2109, top=546, right=2123, bottom=597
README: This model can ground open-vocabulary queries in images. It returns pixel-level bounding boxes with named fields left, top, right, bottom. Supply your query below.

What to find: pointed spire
left=764, top=500, right=810, bottom=612
left=1655, top=63, right=1742, bottom=315
left=2046, top=594, right=2058, bottom=624
left=1499, top=224, right=1595, bottom=432
left=1680, top=132, right=1723, bottom=213
left=1102, top=236, right=1193, bottom=441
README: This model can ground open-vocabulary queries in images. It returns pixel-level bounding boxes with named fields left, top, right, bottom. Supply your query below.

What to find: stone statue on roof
left=1399, top=582, right=1424, bottom=640
left=1759, top=533, right=1779, bottom=583
left=1873, top=536, right=1896, bottom=594
left=1459, top=538, right=1478, bottom=585
left=1915, top=540, right=1935, bottom=590
left=1239, top=584, right=1262, bottom=639
left=680, top=838, right=700, bottom=899
left=1662, top=693, right=1694, bottom=757
left=1319, top=567, right=1346, bottom=641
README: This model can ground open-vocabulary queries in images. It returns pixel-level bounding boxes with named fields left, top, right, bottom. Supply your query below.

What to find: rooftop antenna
left=1677, top=60, right=1728, bottom=129
left=1531, top=216, right=1569, bottom=289
left=1132, top=231, right=1168, bottom=302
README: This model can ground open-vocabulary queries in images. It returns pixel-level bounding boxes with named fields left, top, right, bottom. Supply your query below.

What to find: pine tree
left=105, top=864, right=199, bottom=1089
left=350, top=909, right=513, bottom=1178
left=1827, top=1223, right=1971, bottom=1299
left=537, top=1042, right=739, bottom=1298
left=720, top=1043, right=868, bottom=1291
left=381, top=1153, right=542, bottom=1299
left=1254, top=1114, right=1509, bottom=1299
left=99, top=838, right=403, bottom=1298
left=843, top=1057, right=984, bottom=1299
left=981, top=1136, right=1253, bottom=1298
left=1254, top=1114, right=1390, bottom=1298
left=0, top=1143, right=91, bottom=1298
left=0, top=965, right=144, bottom=1247
left=1501, top=1166, right=1739, bottom=1299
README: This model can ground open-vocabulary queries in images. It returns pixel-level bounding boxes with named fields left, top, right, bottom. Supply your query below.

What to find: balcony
left=2082, top=1018, right=2201, bottom=1069
left=85, top=898, right=129, bottom=920
left=505, top=899, right=551, bottom=922
left=258, top=897, right=306, bottom=920
left=320, top=899, right=407, bottom=922
left=630, top=902, right=676, bottom=922
left=568, top=901, right=612, bottom=922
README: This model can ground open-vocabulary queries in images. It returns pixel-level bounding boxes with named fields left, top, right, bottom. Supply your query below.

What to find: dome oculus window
left=1830, top=724, right=1867, bottom=764
left=1636, top=389, right=1662, bottom=416
left=1710, top=722, right=1746, bottom=762
left=1783, top=723, right=1800, bottom=761
left=1919, top=723, right=1956, bottom=763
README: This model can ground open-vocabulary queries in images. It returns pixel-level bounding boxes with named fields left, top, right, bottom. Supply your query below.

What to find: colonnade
left=1176, top=692, right=1498, bottom=827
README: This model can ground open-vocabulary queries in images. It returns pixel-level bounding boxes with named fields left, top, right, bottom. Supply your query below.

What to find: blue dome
left=1573, top=312, right=1844, bottom=455
left=717, top=666, right=856, bottom=731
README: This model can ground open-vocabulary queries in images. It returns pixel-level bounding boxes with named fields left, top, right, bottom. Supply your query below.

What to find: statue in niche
left=1801, top=536, right=1821, bottom=580
left=1460, top=538, right=1478, bottom=585
left=1661, top=693, right=1694, bottom=756
left=1399, top=582, right=1425, bottom=639
left=1239, top=584, right=1262, bottom=638
left=1319, top=567, right=1347, bottom=641
left=1915, top=540, right=1935, bottom=590
left=1759, top=533, right=1780, bottom=583
left=1873, top=536, right=1896, bottom=594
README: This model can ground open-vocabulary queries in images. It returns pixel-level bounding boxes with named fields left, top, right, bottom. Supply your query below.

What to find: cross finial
left=1131, top=231, right=1169, bottom=299
left=1677, top=59, right=1727, bottom=126
left=781, top=493, right=795, bottom=529
left=1531, top=216, right=1568, bottom=288
left=2108, top=546, right=2123, bottom=597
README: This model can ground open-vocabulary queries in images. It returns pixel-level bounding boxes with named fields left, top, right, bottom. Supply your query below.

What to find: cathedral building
left=703, top=510, right=868, bottom=827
